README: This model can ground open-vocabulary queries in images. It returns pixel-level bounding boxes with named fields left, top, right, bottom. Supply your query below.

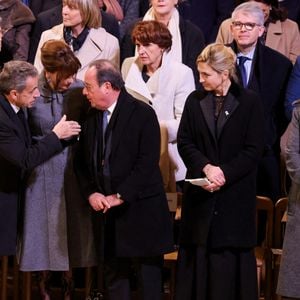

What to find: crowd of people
left=0, top=0, right=300, bottom=299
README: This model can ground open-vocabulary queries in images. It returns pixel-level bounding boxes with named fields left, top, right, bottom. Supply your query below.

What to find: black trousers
left=175, top=245, right=258, bottom=300
left=104, top=256, right=163, bottom=300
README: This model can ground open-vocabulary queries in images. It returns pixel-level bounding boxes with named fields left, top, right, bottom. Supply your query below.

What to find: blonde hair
left=197, top=43, right=238, bottom=82
left=63, top=0, right=101, bottom=28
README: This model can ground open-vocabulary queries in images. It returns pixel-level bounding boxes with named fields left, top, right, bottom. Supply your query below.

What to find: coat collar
left=124, top=53, right=172, bottom=103
left=0, top=94, right=30, bottom=144
left=200, top=82, right=240, bottom=141
left=265, top=20, right=282, bottom=52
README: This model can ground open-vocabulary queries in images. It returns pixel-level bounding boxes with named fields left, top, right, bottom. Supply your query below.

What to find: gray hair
left=0, top=61, right=38, bottom=94
left=232, top=2, right=265, bottom=26
left=89, top=59, right=124, bottom=91
left=197, top=43, right=238, bottom=82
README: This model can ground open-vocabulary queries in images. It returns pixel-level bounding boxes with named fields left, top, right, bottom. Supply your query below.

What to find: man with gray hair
left=0, top=60, right=81, bottom=255
left=229, top=2, right=292, bottom=203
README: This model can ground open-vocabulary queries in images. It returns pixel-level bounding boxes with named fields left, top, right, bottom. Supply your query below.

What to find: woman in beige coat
left=34, top=0, right=119, bottom=80
left=216, top=0, right=300, bottom=64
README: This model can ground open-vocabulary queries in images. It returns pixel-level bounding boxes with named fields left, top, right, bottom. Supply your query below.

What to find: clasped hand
left=202, top=164, right=226, bottom=193
left=88, top=192, right=124, bottom=213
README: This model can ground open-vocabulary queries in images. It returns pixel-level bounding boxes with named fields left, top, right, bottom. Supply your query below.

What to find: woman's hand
left=203, top=163, right=226, bottom=187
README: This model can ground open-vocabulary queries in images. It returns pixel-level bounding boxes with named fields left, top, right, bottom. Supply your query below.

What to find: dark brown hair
left=131, top=20, right=172, bottom=51
left=41, top=40, right=81, bottom=89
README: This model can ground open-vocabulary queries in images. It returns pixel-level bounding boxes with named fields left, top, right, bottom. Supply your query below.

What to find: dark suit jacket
left=28, top=4, right=120, bottom=63
left=120, top=15, right=205, bottom=87
left=0, top=95, right=63, bottom=255
left=75, top=89, right=173, bottom=257
left=177, top=82, right=264, bottom=248
left=231, top=41, right=292, bottom=152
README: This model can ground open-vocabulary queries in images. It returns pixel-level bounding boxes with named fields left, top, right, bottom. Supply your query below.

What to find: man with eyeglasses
left=229, top=2, right=292, bottom=204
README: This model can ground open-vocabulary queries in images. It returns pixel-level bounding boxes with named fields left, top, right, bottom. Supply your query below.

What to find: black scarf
left=63, top=26, right=90, bottom=52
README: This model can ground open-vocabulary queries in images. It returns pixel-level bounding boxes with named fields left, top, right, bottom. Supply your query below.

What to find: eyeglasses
left=232, top=21, right=262, bottom=31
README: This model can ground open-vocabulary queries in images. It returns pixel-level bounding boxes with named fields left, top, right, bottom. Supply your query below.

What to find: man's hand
left=103, top=194, right=124, bottom=213
left=52, top=115, right=81, bottom=139
left=88, top=192, right=110, bottom=211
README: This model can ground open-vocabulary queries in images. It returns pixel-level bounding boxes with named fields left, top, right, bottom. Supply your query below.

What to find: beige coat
left=34, top=23, right=120, bottom=80
left=216, top=18, right=300, bottom=64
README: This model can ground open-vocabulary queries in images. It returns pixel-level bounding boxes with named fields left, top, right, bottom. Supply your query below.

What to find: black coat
left=177, top=82, right=264, bottom=248
left=28, top=4, right=120, bottom=63
left=75, top=89, right=173, bottom=257
left=231, top=41, right=292, bottom=152
left=120, top=15, right=205, bottom=86
left=0, top=95, right=63, bottom=255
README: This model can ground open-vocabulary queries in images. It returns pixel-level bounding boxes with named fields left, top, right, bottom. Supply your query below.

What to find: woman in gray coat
left=18, top=40, right=97, bottom=299
left=277, top=100, right=300, bottom=299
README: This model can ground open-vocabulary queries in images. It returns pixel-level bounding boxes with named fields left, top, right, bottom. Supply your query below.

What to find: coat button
left=213, top=211, right=218, bottom=215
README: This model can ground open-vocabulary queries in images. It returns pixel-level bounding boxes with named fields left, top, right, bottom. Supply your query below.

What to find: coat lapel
left=216, top=92, right=239, bottom=139
left=124, top=58, right=153, bottom=102
left=200, top=93, right=216, bottom=142
left=0, top=96, right=30, bottom=145
left=109, top=90, right=135, bottom=157
left=76, top=28, right=105, bottom=71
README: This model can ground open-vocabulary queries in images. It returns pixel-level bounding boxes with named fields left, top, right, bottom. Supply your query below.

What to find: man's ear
left=104, top=81, right=112, bottom=90
left=6, top=89, right=18, bottom=103
left=258, top=25, right=265, bottom=38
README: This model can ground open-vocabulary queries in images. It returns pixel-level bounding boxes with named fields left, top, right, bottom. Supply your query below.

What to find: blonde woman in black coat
left=175, top=43, right=264, bottom=300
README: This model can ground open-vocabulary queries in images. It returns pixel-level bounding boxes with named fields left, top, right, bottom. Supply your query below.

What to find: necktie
left=238, top=56, right=250, bottom=87
left=102, top=110, right=109, bottom=150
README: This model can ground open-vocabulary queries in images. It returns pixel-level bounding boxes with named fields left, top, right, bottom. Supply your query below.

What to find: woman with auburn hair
left=34, top=0, right=119, bottom=80
left=18, top=40, right=96, bottom=299
left=122, top=20, right=195, bottom=190
left=121, top=0, right=205, bottom=87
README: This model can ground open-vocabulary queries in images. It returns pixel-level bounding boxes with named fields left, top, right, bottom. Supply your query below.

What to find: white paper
left=185, top=178, right=211, bottom=186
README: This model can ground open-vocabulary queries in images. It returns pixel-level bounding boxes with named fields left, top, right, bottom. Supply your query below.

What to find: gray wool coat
left=18, top=76, right=97, bottom=271
left=277, top=102, right=300, bottom=298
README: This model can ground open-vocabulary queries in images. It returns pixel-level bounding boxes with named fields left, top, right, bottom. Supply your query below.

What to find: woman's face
left=198, top=62, right=224, bottom=93
left=251, top=0, right=271, bottom=22
left=62, top=5, right=83, bottom=28
left=136, top=41, right=164, bottom=71
left=46, top=72, right=75, bottom=92
left=151, top=0, right=178, bottom=18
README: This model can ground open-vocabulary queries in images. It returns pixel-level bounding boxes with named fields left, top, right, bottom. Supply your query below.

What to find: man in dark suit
left=0, top=60, right=81, bottom=255
left=75, top=59, right=173, bottom=299
left=230, top=2, right=292, bottom=201
left=28, top=3, right=120, bottom=63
